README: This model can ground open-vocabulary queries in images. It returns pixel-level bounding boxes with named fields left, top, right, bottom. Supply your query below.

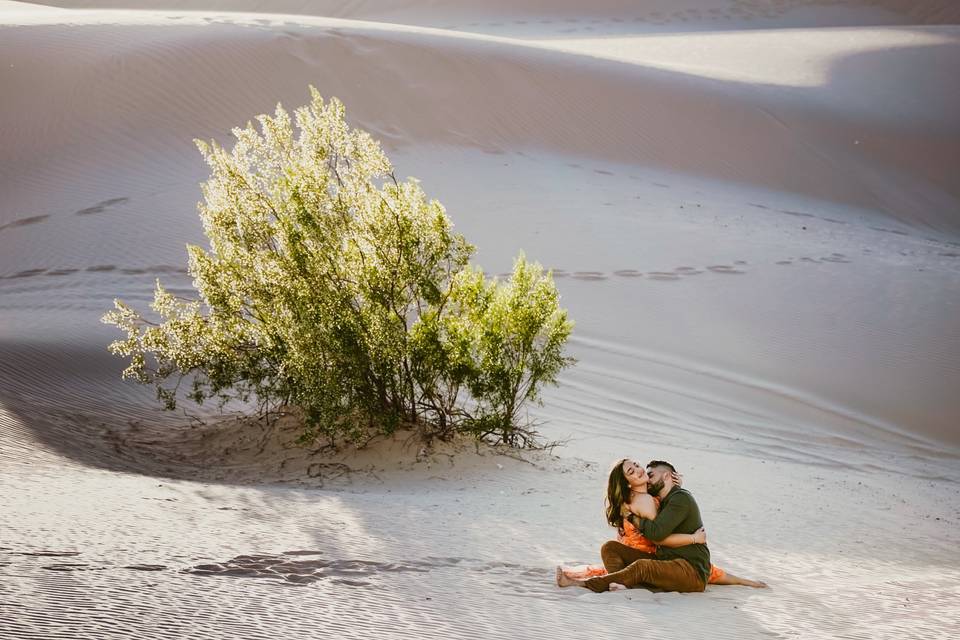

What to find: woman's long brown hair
left=605, top=458, right=631, bottom=533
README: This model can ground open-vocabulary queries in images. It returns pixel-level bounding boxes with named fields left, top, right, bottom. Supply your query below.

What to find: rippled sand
left=2, top=1, right=959, bottom=638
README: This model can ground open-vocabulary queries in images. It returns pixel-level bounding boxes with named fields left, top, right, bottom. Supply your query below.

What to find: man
left=558, top=460, right=710, bottom=593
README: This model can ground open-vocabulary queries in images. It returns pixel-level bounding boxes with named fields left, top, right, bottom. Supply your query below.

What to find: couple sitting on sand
left=556, top=459, right=767, bottom=593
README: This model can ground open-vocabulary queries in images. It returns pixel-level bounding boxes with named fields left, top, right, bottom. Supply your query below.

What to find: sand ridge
left=2, top=2, right=959, bottom=639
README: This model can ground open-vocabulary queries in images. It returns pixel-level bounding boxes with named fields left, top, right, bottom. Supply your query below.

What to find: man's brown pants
left=583, top=540, right=706, bottom=593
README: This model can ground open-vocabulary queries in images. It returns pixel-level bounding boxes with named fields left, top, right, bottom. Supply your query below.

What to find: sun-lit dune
left=1, top=2, right=958, bottom=639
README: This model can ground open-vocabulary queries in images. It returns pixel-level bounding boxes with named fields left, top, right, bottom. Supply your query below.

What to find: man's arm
left=659, top=527, right=706, bottom=548
left=627, top=491, right=692, bottom=542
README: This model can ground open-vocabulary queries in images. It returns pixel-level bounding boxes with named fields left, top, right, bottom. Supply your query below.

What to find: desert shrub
left=103, top=87, right=573, bottom=446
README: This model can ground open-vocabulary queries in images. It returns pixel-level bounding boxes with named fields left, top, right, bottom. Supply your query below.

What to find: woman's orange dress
left=570, top=517, right=726, bottom=583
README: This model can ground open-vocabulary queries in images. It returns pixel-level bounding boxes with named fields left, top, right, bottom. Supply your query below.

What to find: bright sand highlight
left=1, top=2, right=959, bottom=638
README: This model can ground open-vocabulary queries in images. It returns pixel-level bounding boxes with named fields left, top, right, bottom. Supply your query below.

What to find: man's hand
left=662, top=470, right=677, bottom=493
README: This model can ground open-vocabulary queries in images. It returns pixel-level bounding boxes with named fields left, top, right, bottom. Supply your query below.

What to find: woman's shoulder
left=631, top=493, right=657, bottom=508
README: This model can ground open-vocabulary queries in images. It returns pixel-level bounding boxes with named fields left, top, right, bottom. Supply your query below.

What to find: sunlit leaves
left=103, top=88, right=573, bottom=446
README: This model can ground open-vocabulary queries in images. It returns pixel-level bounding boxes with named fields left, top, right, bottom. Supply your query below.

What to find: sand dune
left=1, top=2, right=959, bottom=639
left=23, top=0, right=960, bottom=31
left=2, top=13, right=958, bottom=234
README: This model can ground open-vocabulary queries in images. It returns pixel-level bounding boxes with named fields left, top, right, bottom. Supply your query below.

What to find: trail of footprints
left=0, top=196, right=129, bottom=234
left=5, top=251, right=935, bottom=285
left=4, top=191, right=956, bottom=284
left=1, top=547, right=551, bottom=590
left=495, top=254, right=853, bottom=282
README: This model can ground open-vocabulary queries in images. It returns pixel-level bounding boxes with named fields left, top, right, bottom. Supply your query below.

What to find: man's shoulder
left=667, top=487, right=696, bottom=503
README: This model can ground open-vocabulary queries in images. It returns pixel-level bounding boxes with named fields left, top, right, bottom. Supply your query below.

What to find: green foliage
left=103, top=87, right=574, bottom=446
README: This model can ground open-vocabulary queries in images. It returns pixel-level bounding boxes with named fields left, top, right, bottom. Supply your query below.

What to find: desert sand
left=1, top=1, right=959, bottom=638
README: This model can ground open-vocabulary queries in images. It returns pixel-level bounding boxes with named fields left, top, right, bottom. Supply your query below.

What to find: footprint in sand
left=0, top=214, right=50, bottom=232
left=706, top=265, right=745, bottom=274
left=9, top=268, right=47, bottom=279
left=147, top=265, right=189, bottom=275
left=120, top=265, right=186, bottom=275
left=613, top=269, right=643, bottom=278
left=674, top=267, right=703, bottom=275
left=869, top=227, right=910, bottom=237
left=647, top=272, right=681, bottom=281
left=779, top=209, right=815, bottom=219
left=570, top=271, right=608, bottom=281
left=186, top=553, right=445, bottom=586
left=799, top=257, right=821, bottom=263
left=776, top=260, right=793, bottom=265
left=74, top=197, right=129, bottom=216
left=43, top=563, right=99, bottom=572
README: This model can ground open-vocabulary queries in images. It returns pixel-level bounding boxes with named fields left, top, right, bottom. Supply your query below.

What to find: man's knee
left=600, top=540, right=628, bottom=572
left=600, top=540, right=621, bottom=558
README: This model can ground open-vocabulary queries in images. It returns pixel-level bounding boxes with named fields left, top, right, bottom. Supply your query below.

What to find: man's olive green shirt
left=627, top=486, right=711, bottom=584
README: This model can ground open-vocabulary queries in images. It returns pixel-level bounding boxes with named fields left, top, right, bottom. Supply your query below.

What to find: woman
left=557, top=458, right=767, bottom=590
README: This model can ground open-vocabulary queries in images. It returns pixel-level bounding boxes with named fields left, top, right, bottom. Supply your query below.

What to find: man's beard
left=648, top=479, right=665, bottom=496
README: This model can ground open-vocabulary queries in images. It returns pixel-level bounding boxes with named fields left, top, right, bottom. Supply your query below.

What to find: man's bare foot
left=609, top=582, right=627, bottom=592
left=555, top=566, right=580, bottom=588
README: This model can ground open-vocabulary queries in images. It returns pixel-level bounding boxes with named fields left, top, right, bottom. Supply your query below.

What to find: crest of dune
left=1, top=2, right=958, bottom=639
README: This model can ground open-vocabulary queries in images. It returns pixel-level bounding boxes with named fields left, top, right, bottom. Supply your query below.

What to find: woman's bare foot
left=555, top=566, right=581, bottom=588
left=714, top=572, right=769, bottom=589
left=608, top=582, right=627, bottom=592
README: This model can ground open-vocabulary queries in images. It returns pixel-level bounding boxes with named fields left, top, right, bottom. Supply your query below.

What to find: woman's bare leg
left=712, top=571, right=768, bottom=588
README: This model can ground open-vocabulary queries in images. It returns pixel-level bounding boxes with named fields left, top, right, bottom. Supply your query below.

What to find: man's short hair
left=647, top=460, right=676, bottom=473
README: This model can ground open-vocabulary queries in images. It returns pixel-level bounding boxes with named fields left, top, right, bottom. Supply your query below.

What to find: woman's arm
left=658, top=527, right=706, bottom=548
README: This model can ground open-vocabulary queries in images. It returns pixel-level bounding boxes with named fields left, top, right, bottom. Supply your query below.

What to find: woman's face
left=621, top=459, right=647, bottom=489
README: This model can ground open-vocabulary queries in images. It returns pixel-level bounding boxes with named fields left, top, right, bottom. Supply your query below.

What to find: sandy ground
left=2, top=1, right=959, bottom=638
